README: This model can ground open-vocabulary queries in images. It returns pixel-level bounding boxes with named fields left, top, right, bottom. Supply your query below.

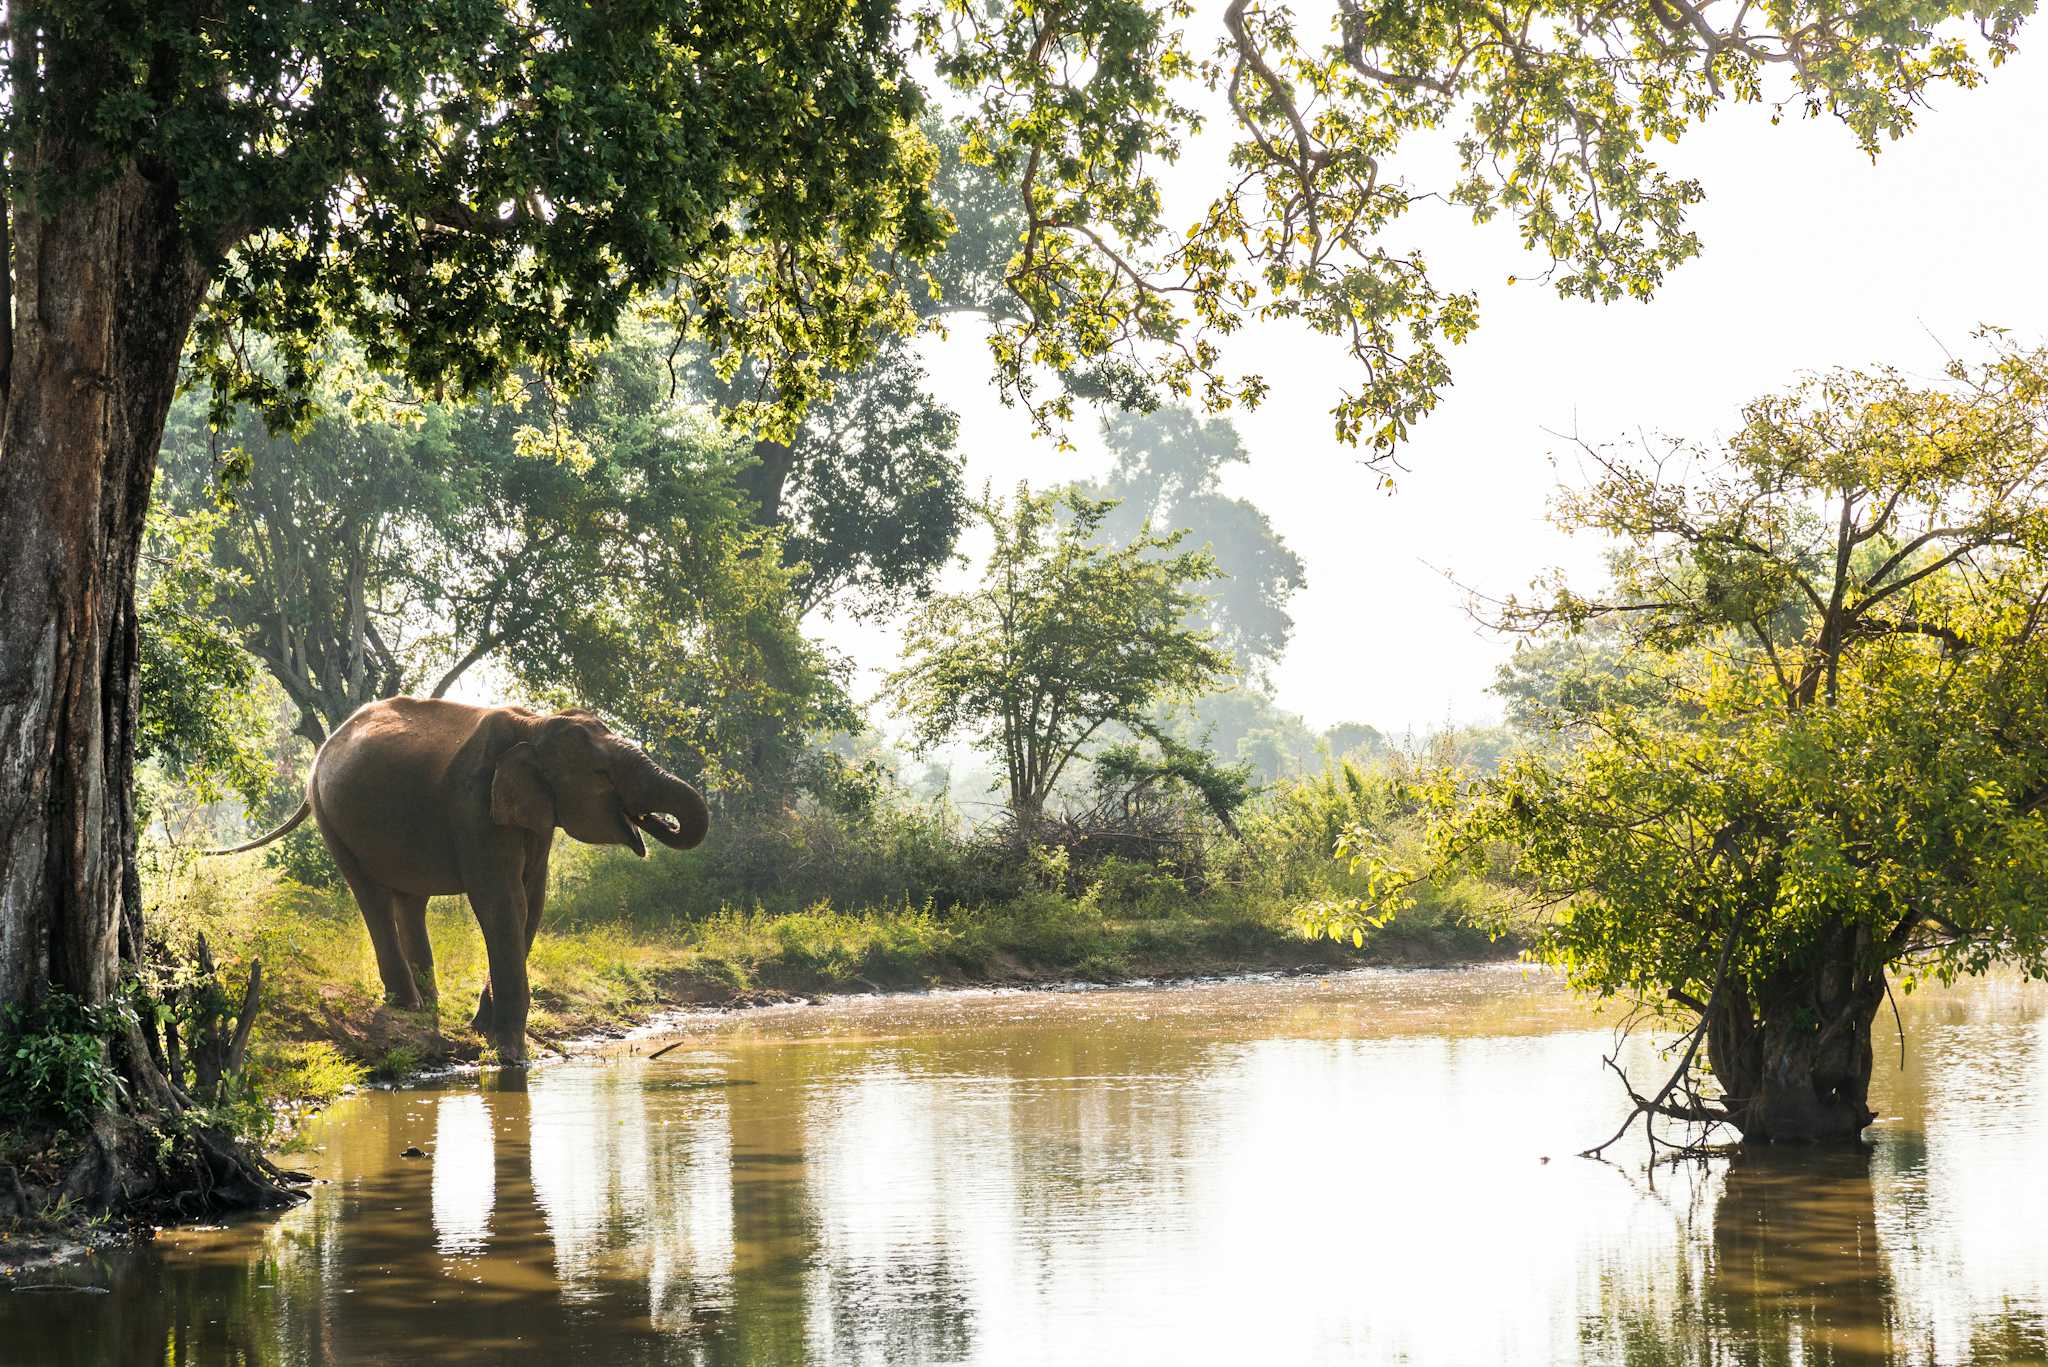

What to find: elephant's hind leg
left=329, top=840, right=423, bottom=1010
left=393, top=893, right=439, bottom=1017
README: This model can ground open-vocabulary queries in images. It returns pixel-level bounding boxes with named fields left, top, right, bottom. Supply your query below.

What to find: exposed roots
left=2, top=1111, right=308, bottom=1234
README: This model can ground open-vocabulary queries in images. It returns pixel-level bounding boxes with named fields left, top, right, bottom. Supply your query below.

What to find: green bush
left=266, top=823, right=341, bottom=889
left=252, top=1040, right=366, bottom=1110
left=1084, top=855, right=1187, bottom=914
left=1236, top=759, right=1407, bottom=900
left=0, top=991, right=127, bottom=1130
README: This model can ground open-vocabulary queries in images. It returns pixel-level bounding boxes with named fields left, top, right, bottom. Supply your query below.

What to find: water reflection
left=432, top=1094, right=494, bottom=1255
left=6, top=967, right=2046, bottom=1366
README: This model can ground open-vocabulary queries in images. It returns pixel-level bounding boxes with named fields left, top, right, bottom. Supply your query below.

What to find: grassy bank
left=149, top=847, right=1513, bottom=1091
left=129, top=759, right=1520, bottom=1134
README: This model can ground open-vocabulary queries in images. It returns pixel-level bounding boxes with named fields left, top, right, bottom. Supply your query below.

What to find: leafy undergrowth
left=149, top=856, right=1520, bottom=1099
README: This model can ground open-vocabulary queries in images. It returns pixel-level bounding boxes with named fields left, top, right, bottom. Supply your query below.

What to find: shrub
left=550, top=794, right=1028, bottom=927
left=0, top=991, right=127, bottom=1130
left=1083, top=855, right=1186, bottom=914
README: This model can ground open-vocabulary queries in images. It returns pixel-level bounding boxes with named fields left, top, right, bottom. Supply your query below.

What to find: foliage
left=709, top=335, right=968, bottom=621
left=1342, top=344, right=2048, bottom=1140
left=917, top=0, right=2027, bottom=452
left=247, top=1043, right=364, bottom=1119
left=1323, top=721, right=1390, bottom=763
left=891, top=485, right=1234, bottom=828
left=1151, top=688, right=1391, bottom=784
left=11, top=0, right=948, bottom=439
left=0, top=991, right=128, bottom=1131
left=1093, top=738, right=1257, bottom=834
left=1491, top=615, right=1643, bottom=736
left=1245, top=759, right=1409, bottom=900
left=1091, top=407, right=1306, bottom=681
left=1509, top=348, right=2048, bottom=981
left=553, top=795, right=1029, bottom=923
left=24, top=0, right=2012, bottom=454
left=135, top=503, right=275, bottom=814
left=159, top=371, right=433, bottom=740
left=159, top=337, right=845, bottom=798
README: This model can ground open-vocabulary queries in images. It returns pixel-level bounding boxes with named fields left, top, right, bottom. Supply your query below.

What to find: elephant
left=212, top=697, right=709, bottom=1059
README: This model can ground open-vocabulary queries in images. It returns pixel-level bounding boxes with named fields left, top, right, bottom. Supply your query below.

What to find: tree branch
left=1581, top=915, right=1742, bottom=1159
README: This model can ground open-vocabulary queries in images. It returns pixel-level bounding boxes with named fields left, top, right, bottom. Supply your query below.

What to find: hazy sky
left=820, top=46, right=2048, bottom=738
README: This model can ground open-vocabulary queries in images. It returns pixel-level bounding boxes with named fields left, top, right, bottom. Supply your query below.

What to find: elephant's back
left=310, top=697, right=504, bottom=893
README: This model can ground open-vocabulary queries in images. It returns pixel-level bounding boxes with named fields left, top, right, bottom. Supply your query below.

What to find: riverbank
left=151, top=857, right=1520, bottom=1084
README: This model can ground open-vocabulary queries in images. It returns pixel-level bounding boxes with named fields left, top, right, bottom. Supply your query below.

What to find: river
left=7, top=965, right=2046, bottom=1365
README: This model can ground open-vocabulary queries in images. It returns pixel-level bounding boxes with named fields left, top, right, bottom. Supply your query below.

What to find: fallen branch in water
left=1581, top=917, right=1741, bottom=1161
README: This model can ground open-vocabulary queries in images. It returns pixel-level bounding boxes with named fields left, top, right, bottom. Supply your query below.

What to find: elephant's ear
left=490, top=743, right=556, bottom=835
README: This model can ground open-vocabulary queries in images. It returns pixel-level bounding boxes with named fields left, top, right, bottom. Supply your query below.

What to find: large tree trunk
left=1706, top=922, right=1884, bottom=1144
left=0, top=150, right=296, bottom=1216
left=0, top=157, right=203, bottom=1011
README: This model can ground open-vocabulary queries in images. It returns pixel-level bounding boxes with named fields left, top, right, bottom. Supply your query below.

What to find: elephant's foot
left=469, top=996, right=494, bottom=1035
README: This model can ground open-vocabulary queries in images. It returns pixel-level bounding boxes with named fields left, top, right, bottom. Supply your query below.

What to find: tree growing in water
left=1334, top=347, right=2048, bottom=1145
left=891, top=487, right=1231, bottom=837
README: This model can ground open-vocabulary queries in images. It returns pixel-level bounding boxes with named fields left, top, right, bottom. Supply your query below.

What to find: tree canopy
left=923, top=0, right=2028, bottom=452
left=14, top=0, right=2021, bottom=448
left=155, top=340, right=837, bottom=793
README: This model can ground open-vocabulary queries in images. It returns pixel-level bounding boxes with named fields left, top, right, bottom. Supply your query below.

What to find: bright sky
left=819, top=45, right=2048, bottom=737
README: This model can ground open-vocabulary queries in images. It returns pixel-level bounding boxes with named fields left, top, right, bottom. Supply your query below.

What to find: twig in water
left=1581, top=915, right=1744, bottom=1161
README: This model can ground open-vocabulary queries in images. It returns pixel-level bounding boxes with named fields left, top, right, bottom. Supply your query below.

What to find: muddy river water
left=7, top=965, right=2047, bottom=1365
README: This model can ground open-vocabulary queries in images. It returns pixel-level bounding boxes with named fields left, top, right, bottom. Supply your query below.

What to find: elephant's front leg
left=467, top=878, right=532, bottom=1062
left=471, top=847, right=550, bottom=1037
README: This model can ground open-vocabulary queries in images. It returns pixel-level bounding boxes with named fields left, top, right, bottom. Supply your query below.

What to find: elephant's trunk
left=620, top=755, right=710, bottom=851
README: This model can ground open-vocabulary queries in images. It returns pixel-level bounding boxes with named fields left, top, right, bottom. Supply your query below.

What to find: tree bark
left=0, top=148, right=299, bottom=1216
left=736, top=436, right=799, bottom=529
left=1706, top=924, right=1884, bottom=1143
left=0, top=155, right=207, bottom=1013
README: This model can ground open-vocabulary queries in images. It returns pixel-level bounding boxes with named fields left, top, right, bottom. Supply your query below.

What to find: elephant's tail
left=204, top=800, right=312, bottom=856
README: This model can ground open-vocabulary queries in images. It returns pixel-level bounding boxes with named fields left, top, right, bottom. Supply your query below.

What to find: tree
left=0, top=1, right=934, bottom=1208
left=135, top=503, right=275, bottom=821
left=931, top=0, right=2027, bottom=447
left=158, top=376, right=439, bottom=746
left=1338, top=346, right=2048, bottom=1145
left=1092, top=407, right=1305, bottom=682
left=891, top=487, right=1231, bottom=836
left=159, top=340, right=846, bottom=805
left=1154, top=686, right=1322, bottom=784
left=0, top=0, right=2023, bottom=1212
left=721, top=337, right=967, bottom=621
left=1323, top=722, right=1388, bottom=763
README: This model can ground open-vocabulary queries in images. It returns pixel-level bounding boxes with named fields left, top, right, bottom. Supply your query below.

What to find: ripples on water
left=8, top=966, right=2046, bottom=1366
